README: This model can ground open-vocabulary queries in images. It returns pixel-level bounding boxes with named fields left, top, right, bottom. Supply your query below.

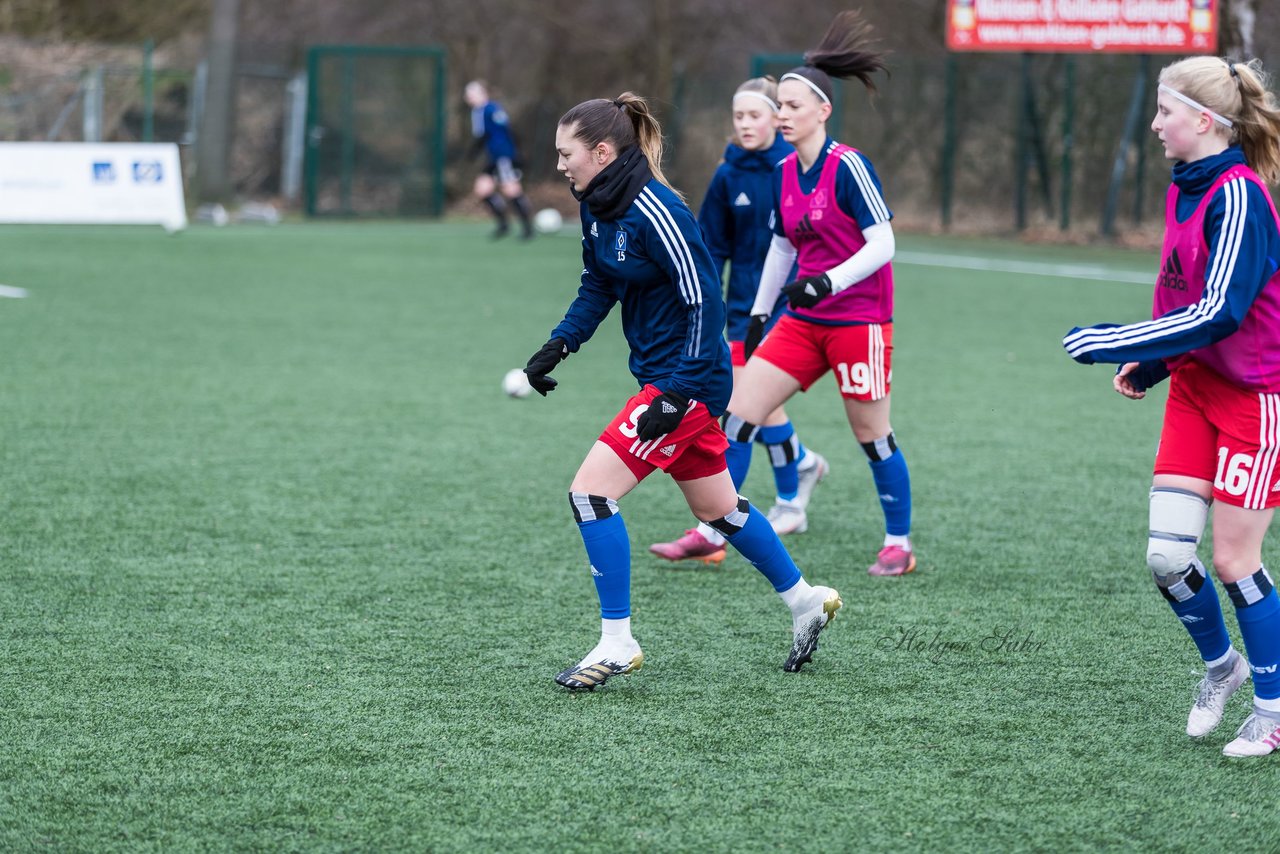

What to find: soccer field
left=3, top=222, right=1278, bottom=851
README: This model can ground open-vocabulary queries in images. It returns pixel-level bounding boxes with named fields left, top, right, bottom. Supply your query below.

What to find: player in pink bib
left=722, top=11, right=916, bottom=577
left=1064, top=56, right=1280, bottom=757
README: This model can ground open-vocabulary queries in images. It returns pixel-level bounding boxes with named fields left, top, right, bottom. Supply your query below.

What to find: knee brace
left=1147, top=487, right=1209, bottom=588
left=721, top=413, right=760, bottom=444
left=860, top=432, right=898, bottom=462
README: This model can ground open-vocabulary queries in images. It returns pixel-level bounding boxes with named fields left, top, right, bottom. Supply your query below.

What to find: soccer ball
left=502, top=368, right=532, bottom=398
left=533, top=208, right=563, bottom=234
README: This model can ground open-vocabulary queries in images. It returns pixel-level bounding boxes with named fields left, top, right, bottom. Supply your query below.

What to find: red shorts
left=753, top=315, right=892, bottom=401
left=1155, top=360, right=1280, bottom=509
left=599, top=384, right=730, bottom=482
left=729, top=339, right=747, bottom=368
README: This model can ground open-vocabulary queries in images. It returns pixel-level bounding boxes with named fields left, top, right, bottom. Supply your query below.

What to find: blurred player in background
left=649, top=75, right=830, bottom=566
left=464, top=80, right=534, bottom=239
left=722, top=10, right=916, bottom=577
left=1064, top=56, right=1280, bottom=757
left=524, top=91, right=842, bottom=691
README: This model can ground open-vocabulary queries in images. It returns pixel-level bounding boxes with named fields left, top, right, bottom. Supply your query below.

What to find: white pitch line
left=895, top=250, right=1152, bottom=285
left=0, top=284, right=28, bottom=298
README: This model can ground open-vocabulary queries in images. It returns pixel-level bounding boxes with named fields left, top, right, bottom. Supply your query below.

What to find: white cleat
left=1222, top=712, right=1280, bottom=757
left=767, top=499, right=808, bottom=535
left=1187, top=653, right=1251, bottom=737
left=784, top=585, right=842, bottom=672
left=793, top=451, right=829, bottom=510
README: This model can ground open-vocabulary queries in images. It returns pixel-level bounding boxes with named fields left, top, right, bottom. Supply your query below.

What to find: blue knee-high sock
left=1158, top=560, right=1232, bottom=663
left=725, top=438, right=753, bottom=491
left=569, top=493, right=631, bottom=619
left=759, top=422, right=801, bottom=501
left=1227, top=568, right=1280, bottom=702
left=868, top=448, right=912, bottom=537
left=708, top=497, right=801, bottom=592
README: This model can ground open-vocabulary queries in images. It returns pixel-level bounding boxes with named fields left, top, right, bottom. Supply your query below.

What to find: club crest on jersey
left=811, top=189, right=829, bottom=209
left=615, top=230, right=627, bottom=261
left=590, top=221, right=598, bottom=237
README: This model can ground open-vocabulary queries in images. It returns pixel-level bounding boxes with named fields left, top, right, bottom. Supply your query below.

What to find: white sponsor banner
left=0, top=142, right=187, bottom=231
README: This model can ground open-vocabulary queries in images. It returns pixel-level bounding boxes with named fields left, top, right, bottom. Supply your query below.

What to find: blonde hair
left=558, top=92, right=681, bottom=198
left=734, top=75, right=779, bottom=106
left=1160, top=56, right=1280, bottom=184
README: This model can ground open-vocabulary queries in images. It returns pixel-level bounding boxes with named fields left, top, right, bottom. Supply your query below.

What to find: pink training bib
left=1155, top=163, right=1280, bottom=392
left=779, top=143, right=893, bottom=324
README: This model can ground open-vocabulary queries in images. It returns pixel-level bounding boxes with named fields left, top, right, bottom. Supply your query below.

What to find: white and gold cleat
left=784, top=586, right=842, bottom=672
left=555, top=649, right=644, bottom=692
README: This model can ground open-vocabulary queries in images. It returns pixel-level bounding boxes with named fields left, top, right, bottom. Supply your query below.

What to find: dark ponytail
left=559, top=92, right=681, bottom=197
left=784, top=10, right=888, bottom=104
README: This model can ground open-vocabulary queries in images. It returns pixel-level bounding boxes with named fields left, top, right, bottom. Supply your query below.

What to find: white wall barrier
left=0, top=143, right=187, bottom=232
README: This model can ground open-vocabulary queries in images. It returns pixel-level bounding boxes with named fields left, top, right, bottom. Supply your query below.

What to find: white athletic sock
left=696, top=522, right=726, bottom=547
left=779, top=577, right=814, bottom=612
left=1205, top=647, right=1237, bottom=673
left=884, top=534, right=911, bottom=550
left=581, top=618, right=639, bottom=666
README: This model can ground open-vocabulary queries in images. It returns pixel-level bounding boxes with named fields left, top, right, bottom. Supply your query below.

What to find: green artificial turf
left=2, top=222, right=1277, bottom=852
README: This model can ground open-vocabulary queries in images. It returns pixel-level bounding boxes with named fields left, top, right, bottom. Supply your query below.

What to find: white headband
left=1158, top=83, right=1234, bottom=129
left=733, top=90, right=779, bottom=113
left=780, top=72, right=831, bottom=106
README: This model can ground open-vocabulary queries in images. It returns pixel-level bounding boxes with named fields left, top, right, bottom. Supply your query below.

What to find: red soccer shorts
left=729, top=339, right=747, bottom=368
left=599, top=384, right=730, bottom=481
left=753, top=315, right=892, bottom=401
left=1155, top=360, right=1280, bottom=509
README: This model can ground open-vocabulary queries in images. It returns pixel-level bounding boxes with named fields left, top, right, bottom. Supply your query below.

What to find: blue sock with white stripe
left=1157, top=560, right=1232, bottom=663
left=1227, top=567, right=1280, bottom=703
left=759, top=422, right=801, bottom=501
left=569, top=493, right=630, bottom=619
left=864, top=435, right=911, bottom=537
left=708, top=497, right=801, bottom=592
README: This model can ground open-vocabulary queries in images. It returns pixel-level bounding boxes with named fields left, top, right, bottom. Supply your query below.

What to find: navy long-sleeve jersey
left=550, top=179, right=733, bottom=415
left=698, top=137, right=794, bottom=340
left=471, top=100, right=517, bottom=162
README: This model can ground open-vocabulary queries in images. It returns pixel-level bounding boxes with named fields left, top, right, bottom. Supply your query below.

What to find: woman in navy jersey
left=464, top=80, right=534, bottom=239
left=723, top=11, right=917, bottom=577
left=523, top=92, right=842, bottom=691
left=650, top=75, right=830, bottom=566
left=1065, top=57, right=1280, bottom=757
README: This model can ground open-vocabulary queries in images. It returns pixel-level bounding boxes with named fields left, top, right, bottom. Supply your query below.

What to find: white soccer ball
left=502, top=368, right=532, bottom=398
left=533, top=208, right=563, bottom=234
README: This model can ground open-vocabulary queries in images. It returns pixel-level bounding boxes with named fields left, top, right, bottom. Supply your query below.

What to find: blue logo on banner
left=92, top=162, right=115, bottom=183
left=132, top=160, right=163, bottom=183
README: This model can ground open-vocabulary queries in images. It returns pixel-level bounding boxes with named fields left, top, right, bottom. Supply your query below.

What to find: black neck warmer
left=572, top=145, right=653, bottom=221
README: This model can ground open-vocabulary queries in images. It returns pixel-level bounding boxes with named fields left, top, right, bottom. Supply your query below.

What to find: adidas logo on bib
left=660, top=444, right=676, bottom=457
left=733, top=192, right=751, bottom=207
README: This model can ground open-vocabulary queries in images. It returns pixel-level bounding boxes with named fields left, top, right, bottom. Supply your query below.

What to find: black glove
left=743, top=314, right=768, bottom=360
left=524, top=338, right=568, bottom=396
left=635, top=390, right=689, bottom=441
left=781, top=273, right=832, bottom=309
left=1119, top=360, right=1171, bottom=393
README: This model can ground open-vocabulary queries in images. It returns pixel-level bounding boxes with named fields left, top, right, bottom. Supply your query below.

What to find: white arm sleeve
left=750, top=234, right=798, bottom=316
left=825, top=221, right=895, bottom=293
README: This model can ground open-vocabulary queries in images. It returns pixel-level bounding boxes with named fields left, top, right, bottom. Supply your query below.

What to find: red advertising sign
left=946, top=0, right=1218, bottom=53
